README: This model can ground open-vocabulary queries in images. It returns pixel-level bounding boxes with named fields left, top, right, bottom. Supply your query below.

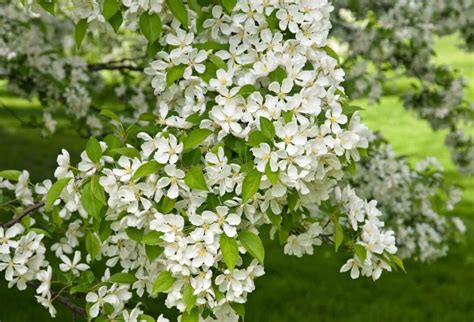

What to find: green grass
left=0, top=36, right=473, bottom=321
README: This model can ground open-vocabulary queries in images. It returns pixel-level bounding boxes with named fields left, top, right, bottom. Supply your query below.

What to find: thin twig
left=0, top=202, right=45, bottom=228
left=27, top=281, right=87, bottom=319
left=88, top=64, right=144, bottom=72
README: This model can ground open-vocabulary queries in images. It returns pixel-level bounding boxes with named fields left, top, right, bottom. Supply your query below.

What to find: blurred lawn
left=0, top=35, right=473, bottom=321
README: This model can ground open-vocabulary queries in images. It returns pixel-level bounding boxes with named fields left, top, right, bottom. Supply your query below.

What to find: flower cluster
left=348, top=141, right=465, bottom=262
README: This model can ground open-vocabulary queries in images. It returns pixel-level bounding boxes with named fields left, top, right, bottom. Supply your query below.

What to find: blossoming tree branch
left=0, top=0, right=468, bottom=321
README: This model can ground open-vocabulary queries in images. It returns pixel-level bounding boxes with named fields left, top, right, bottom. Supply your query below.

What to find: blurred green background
left=0, top=35, right=473, bottom=321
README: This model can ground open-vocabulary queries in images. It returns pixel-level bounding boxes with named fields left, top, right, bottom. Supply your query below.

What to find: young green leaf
left=38, top=0, right=55, bottom=14
left=354, top=244, right=367, bottom=263
left=86, top=137, right=102, bottom=163
left=347, top=162, right=356, bottom=176
left=238, top=230, right=265, bottom=265
left=181, top=309, right=199, bottom=322
left=238, top=84, right=257, bottom=98
left=108, top=11, right=123, bottom=32
left=45, top=177, right=72, bottom=210
left=333, top=219, right=344, bottom=252
left=125, top=227, right=143, bottom=242
left=183, top=284, right=197, bottom=313
left=132, top=161, right=161, bottom=181
left=165, top=0, right=188, bottom=27
left=139, top=12, right=162, bottom=43
left=265, top=164, right=279, bottom=185
left=110, top=147, right=141, bottom=159
left=99, top=109, right=121, bottom=123
left=182, top=128, right=213, bottom=152
left=141, top=231, right=163, bottom=245
left=247, top=131, right=267, bottom=147
left=166, top=64, right=186, bottom=86
left=0, top=170, right=21, bottom=181
left=230, top=303, right=245, bottom=320
left=108, top=272, right=137, bottom=284
left=74, top=19, right=88, bottom=49
left=152, top=271, right=176, bottom=294
left=242, top=169, right=262, bottom=203
left=159, top=196, right=176, bottom=214
left=85, top=232, right=101, bottom=260
left=81, top=176, right=106, bottom=218
left=103, top=0, right=121, bottom=20
left=222, top=0, right=237, bottom=13
left=220, top=234, right=239, bottom=271
left=184, top=166, right=208, bottom=190
left=389, top=253, right=407, bottom=273
left=260, top=116, right=275, bottom=140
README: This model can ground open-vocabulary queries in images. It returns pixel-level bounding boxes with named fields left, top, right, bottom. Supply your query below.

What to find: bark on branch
left=0, top=202, right=45, bottom=228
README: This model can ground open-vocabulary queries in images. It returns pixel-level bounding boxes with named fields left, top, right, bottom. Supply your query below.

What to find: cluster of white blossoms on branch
left=348, top=141, right=466, bottom=262
left=0, top=1, right=408, bottom=320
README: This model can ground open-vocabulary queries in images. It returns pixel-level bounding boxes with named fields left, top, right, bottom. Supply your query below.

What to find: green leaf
left=266, top=209, right=282, bottom=227
left=354, top=244, right=367, bottom=263
left=181, top=309, right=199, bottom=322
left=209, top=54, right=227, bottom=70
left=142, top=231, right=163, bottom=245
left=230, top=303, right=245, bottom=320
left=138, top=315, right=156, bottom=322
left=103, top=0, right=120, bottom=20
left=259, top=117, right=275, bottom=140
left=347, top=162, right=356, bottom=176
left=344, top=105, right=364, bottom=114
left=322, top=45, right=340, bottom=64
left=238, top=84, right=257, bottom=98
left=86, top=137, right=102, bottom=163
left=247, top=131, right=267, bottom=147
left=238, top=230, right=265, bottom=265
left=85, top=232, right=101, bottom=260
left=165, top=0, right=188, bottom=27
left=159, top=196, right=176, bottom=214
left=184, top=166, right=208, bottom=190
left=182, top=128, right=213, bottom=152
left=125, top=227, right=143, bottom=242
left=81, top=176, right=106, bottom=218
left=222, top=0, right=237, bottom=13
left=145, top=245, right=163, bottom=261
left=166, top=64, right=186, bottom=86
left=152, top=271, right=176, bottom=294
left=110, top=147, right=141, bottom=159
left=194, top=41, right=226, bottom=50
left=265, top=164, right=279, bottom=185
left=74, top=19, right=88, bottom=49
left=132, top=161, right=161, bottom=181
left=389, top=253, right=407, bottom=273
left=139, top=13, right=162, bottom=43
left=108, top=11, right=123, bottom=32
left=333, top=219, right=344, bottom=252
left=99, top=109, right=121, bottom=123
left=45, top=177, right=72, bottom=210
left=38, top=0, right=55, bottom=14
left=220, top=234, right=239, bottom=271
left=183, top=284, right=197, bottom=312
left=242, top=169, right=262, bottom=203
left=268, top=66, right=287, bottom=84
left=109, top=272, right=137, bottom=284
left=0, top=170, right=21, bottom=181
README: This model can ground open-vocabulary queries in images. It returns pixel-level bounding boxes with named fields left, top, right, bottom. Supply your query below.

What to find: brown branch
left=0, top=202, right=45, bottom=228
left=27, top=281, right=87, bottom=320
left=88, top=64, right=144, bottom=72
